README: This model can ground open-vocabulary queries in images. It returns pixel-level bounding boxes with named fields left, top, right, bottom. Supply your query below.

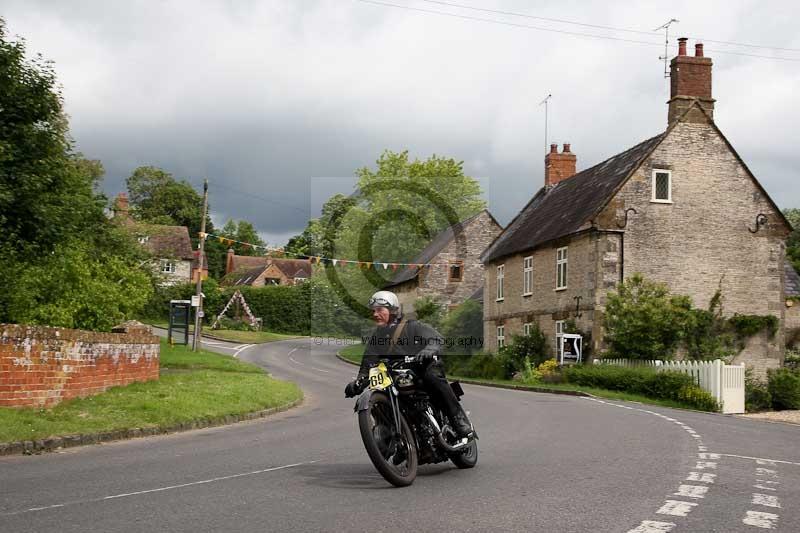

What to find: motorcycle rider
left=344, top=290, right=473, bottom=438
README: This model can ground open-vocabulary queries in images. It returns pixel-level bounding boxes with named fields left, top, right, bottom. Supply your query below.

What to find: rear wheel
left=450, top=439, right=478, bottom=469
left=358, top=392, right=418, bottom=487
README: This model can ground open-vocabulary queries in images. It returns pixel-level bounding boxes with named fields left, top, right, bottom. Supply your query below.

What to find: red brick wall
left=0, top=324, right=160, bottom=408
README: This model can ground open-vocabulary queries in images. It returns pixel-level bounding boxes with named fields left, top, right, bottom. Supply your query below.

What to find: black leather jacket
left=357, top=315, right=444, bottom=380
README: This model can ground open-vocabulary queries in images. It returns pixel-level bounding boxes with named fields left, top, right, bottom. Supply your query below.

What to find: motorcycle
left=353, top=356, right=478, bottom=487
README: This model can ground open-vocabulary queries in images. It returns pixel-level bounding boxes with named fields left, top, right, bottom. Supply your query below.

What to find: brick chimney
left=545, top=143, right=577, bottom=187
left=226, top=248, right=235, bottom=274
left=112, top=192, right=130, bottom=219
left=668, top=37, right=715, bottom=124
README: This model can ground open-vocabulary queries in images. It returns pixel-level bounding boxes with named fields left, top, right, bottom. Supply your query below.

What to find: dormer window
left=652, top=170, right=672, bottom=203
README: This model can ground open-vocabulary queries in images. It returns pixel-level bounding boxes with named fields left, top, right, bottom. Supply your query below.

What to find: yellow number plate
left=368, top=363, right=392, bottom=390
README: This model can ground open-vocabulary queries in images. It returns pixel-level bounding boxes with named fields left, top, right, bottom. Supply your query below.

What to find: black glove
left=415, top=347, right=439, bottom=364
left=344, top=379, right=364, bottom=398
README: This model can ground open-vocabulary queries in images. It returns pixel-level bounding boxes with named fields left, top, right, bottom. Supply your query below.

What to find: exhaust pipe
left=423, top=411, right=472, bottom=453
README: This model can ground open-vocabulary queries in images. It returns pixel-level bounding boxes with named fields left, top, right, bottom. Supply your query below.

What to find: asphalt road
left=2, top=336, right=799, bottom=532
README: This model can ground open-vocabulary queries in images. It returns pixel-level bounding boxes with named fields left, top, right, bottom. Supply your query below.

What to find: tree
left=126, top=166, right=206, bottom=235
left=0, top=19, right=152, bottom=329
left=603, top=274, right=693, bottom=360
left=784, top=208, right=800, bottom=273
left=220, top=219, right=265, bottom=256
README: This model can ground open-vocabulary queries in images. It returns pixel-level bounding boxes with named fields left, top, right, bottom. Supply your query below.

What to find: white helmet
left=368, top=290, right=400, bottom=312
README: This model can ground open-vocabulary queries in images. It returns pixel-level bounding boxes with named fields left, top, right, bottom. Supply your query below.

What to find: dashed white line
left=751, top=494, right=781, bottom=508
left=695, top=461, right=717, bottom=470
left=287, top=347, right=331, bottom=373
left=721, top=454, right=800, bottom=467
left=686, top=472, right=716, bottom=483
left=627, top=520, right=675, bottom=533
left=656, top=500, right=697, bottom=517
left=674, top=485, right=708, bottom=499
left=755, top=468, right=778, bottom=478
left=743, top=510, right=779, bottom=529
left=233, top=344, right=253, bottom=358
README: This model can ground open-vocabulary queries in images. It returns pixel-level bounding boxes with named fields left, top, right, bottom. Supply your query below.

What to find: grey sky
left=4, top=0, right=799, bottom=246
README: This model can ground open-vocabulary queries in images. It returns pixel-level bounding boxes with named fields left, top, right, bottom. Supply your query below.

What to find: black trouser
left=420, top=361, right=463, bottom=421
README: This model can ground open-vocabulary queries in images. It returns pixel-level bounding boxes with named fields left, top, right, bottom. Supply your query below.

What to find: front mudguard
left=354, top=388, right=387, bottom=412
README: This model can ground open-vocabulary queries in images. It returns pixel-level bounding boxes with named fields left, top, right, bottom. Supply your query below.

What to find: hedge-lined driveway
left=2, top=337, right=800, bottom=532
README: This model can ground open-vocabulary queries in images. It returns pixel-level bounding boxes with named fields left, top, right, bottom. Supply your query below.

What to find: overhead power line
left=420, top=0, right=800, bottom=53
left=356, top=0, right=800, bottom=62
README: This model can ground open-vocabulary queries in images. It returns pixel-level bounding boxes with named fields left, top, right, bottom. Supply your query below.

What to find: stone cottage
left=386, top=209, right=502, bottom=315
left=481, top=39, right=792, bottom=374
left=223, top=249, right=311, bottom=287
left=112, top=193, right=195, bottom=285
left=786, top=261, right=800, bottom=349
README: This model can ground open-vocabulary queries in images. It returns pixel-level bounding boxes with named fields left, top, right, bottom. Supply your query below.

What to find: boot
left=450, top=408, right=473, bottom=438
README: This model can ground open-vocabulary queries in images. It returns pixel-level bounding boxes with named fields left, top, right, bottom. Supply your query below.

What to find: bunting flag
left=199, top=231, right=477, bottom=270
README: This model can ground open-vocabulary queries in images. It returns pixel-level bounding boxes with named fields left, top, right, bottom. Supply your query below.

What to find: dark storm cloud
left=4, top=0, right=799, bottom=246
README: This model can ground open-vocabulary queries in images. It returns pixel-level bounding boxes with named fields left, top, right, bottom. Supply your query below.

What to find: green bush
left=767, top=368, right=800, bottom=410
left=456, top=351, right=514, bottom=380
left=413, top=296, right=443, bottom=328
left=562, top=364, right=719, bottom=411
left=745, top=369, right=772, bottom=412
left=499, top=325, right=550, bottom=373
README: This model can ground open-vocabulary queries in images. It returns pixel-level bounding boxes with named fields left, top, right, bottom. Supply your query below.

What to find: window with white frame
left=523, top=256, right=533, bottom=296
left=555, top=320, right=565, bottom=352
left=652, top=169, right=672, bottom=203
left=523, top=322, right=532, bottom=336
left=496, top=264, right=504, bottom=301
left=160, top=260, right=176, bottom=274
left=556, top=247, right=568, bottom=290
left=497, top=325, right=505, bottom=348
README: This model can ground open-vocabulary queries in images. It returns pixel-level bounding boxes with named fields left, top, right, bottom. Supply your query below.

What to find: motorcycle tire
left=358, top=392, right=418, bottom=487
left=449, top=439, right=478, bottom=469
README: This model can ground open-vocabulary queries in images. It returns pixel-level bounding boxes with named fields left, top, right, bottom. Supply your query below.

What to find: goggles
left=368, top=297, right=394, bottom=309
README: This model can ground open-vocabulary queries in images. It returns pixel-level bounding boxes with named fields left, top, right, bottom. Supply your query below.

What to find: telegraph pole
left=192, top=179, right=209, bottom=351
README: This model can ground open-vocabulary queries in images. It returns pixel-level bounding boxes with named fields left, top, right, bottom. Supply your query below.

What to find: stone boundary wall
left=0, top=323, right=159, bottom=408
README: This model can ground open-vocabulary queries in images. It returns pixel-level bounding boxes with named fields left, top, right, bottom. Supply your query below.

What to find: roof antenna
left=538, top=93, right=552, bottom=156
left=655, top=18, right=679, bottom=78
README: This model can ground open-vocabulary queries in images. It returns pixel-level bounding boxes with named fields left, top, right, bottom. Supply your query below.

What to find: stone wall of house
left=0, top=323, right=159, bottom=408
left=401, top=211, right=501, bottom=317
left=157, top=259, right=192, bottom=286
left=597, top=121, right=790, bottom=376
left=483, top=233, right=598, bottom=354
left=786, top=302, right=800, bottom=349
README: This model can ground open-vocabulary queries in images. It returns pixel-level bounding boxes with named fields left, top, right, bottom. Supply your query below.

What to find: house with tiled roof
left=223, top=250, right=311, bottom=287
left=482, top=39, right=792, bottom=376
left=112, top=193, right=196, bottom=285
left=384, top=209, right=501, bottom=315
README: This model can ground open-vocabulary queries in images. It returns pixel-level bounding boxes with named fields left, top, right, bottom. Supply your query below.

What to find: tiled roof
left=230, top=255, right=269, bottom=273
left=138, top=224, right=194, bottom=261
left=224, top=258, right=312, bottom=286
left=387, top=209, right=498, bottom=287
left=482, top=134, right=665, bottom=263
left=786, top=260, right=800, bottom=298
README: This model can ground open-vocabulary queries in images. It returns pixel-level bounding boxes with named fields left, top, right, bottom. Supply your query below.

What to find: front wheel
left=358, top=392, right=418, bottom=487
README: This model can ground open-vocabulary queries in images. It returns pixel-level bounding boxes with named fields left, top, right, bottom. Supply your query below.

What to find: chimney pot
left=563, top=143, right=571, bottom=153
left=550, top=143, right=558, bottom=154
left=678, top=37, right=688, bottom=56
left=695, top=42, right=704, bottom=57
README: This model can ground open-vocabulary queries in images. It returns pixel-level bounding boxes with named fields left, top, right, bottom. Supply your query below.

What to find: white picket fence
left=594, top=358, right=745, bottom=414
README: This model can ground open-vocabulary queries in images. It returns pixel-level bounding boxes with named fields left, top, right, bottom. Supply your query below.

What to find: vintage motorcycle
left=353, top=356, right=478, bottom=487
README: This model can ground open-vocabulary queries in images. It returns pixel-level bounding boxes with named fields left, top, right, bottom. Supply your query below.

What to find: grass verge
left=146, top=321, right=301, bottom=344
left=336, top=345, right=705, bottom=411
left=0, top=340, right=302, bottom=443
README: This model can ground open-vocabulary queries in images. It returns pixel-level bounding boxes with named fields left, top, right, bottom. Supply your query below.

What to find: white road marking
left=751, top=494, right=781, bottom=508
left=3, top=461, right=316, bottom=516
left=756, top=480, right=779, bottom=486
left=287, top=347, right=331, bottom=373
left=627, top=520, right=675, bottom=533
left=695, top=461, right=717, bottom=470
left=720, top=454, right=800, bottom=467
left=756, top=468, right=778, bottom=478
left=743, top=510, right=778, bottom=529
left=698, top=446, right=708, bottom=452
left=754, top=484, right=777, bottom=491
left=698, top=453, right=720, bottom=460
left=756, top=459, right=776, bottom=466
left=656, top=500, right=697, bottom=517
left=233, top=344, right=253, bottom=358
left=674, top=485, right=708, bottom=499
left=686, top=472, right=716, bottom=483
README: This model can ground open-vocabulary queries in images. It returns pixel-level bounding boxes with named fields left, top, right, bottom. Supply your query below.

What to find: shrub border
left=0, top=397, right=302, bottom=457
